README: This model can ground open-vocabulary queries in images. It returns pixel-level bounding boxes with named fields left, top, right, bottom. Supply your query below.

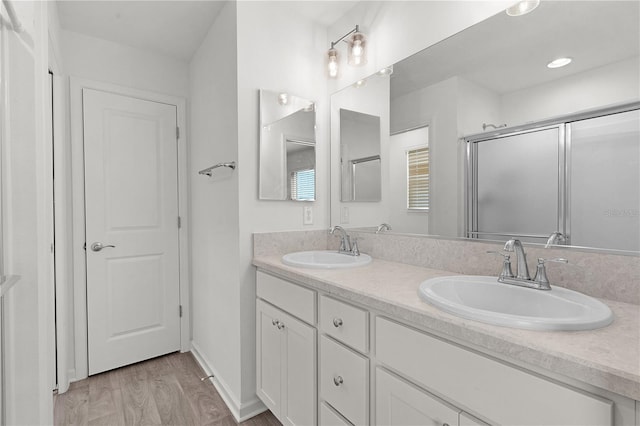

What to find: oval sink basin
left=282, top=250, right=372, bottom=269
left=419, top=276, right=613, bottom=331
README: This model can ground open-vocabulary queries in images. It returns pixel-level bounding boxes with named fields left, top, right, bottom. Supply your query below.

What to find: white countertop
left=253, top=255, right=640, bottom=401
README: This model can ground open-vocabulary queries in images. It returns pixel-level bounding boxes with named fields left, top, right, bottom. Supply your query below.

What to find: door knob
left=91, top=242, right=116, bottom=252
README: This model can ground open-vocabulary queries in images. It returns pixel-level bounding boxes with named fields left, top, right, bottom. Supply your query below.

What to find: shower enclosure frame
left=464, top=101, right=640, bottom=249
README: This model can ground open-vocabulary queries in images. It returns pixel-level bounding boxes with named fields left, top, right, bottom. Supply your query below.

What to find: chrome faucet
left=329, top=226, right=360, bottom=256
left=376, top=223, right=392, bottom=234
left=504, top=239, right=530, bottom=280
left=545, top=231, right=566, bottom=248
left=492, top=239, right=568, bottom=290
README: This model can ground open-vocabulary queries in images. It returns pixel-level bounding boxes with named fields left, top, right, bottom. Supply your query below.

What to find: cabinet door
left=257, top=299, right=317, bottom=426
left=376, top=368, right=460, bottom=426
left=256, top=300, right=283, bottom=416
left=460, top=412, right=489, bottom=426
left=281, top=308, right=317, bottom=426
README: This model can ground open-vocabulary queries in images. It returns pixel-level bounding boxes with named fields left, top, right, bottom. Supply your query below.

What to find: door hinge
left=178, top=216, right=182, bottom=228
left=179, top=305, right=183, bottom=317
left=176, top=126, right=180, bottom=139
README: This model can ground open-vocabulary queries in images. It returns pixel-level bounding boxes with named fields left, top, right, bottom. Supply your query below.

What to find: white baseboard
left=56, top=368, right=76, bottom=394
left=64, top=368, right=78, bottom=387
left=190, top=341, right=267, bottom=422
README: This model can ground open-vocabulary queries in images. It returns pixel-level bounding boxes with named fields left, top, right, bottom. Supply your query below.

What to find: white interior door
left=83, top=88, right=180, bottom=375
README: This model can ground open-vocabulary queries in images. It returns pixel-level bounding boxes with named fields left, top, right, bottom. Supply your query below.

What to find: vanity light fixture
left=326, top=25, right=367, bottom=79
left=547, top=57, right=572, bottom=68
left=506, top=0, right=540, bottom=17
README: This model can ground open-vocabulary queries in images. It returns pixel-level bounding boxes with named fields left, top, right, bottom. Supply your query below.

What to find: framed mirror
left=330, top=1, right=640, bottom=253
left=259, top=90, right=316, bottom=201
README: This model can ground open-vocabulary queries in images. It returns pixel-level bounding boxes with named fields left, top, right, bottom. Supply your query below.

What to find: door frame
left=69, top=77, right=190, bottom=380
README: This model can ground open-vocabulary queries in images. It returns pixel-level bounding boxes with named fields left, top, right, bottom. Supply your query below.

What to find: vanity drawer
left=319, top=402, right=351, bottom=426
left=256, top=271, right=316, bottom=325
left=320, top=295, right=368, bottom=353
left=320, top=335, right=368, bottom=425
left=375, top=317, right=612, bottom=426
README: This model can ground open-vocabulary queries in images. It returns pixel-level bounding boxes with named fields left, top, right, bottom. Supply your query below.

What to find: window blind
left=290, top=169, right=315, bottom=201
left=407, top=147, right=429, bottom=209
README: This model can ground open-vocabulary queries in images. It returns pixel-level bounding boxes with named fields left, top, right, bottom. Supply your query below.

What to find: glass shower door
left=471, top=126, right=563, bottom=243
left=568, top=109, right=640, bottom=251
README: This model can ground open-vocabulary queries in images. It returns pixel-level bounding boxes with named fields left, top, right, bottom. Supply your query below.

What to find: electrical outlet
left=303, top=206, right=313, bottom=225
left=341, top=206, right=350, bottom=224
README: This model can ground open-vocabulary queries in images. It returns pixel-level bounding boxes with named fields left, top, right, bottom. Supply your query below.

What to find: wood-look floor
left=54, top=352, right=281, bottom=426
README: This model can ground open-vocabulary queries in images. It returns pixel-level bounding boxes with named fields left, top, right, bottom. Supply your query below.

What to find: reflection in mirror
left=568, top=109, right=639, bottom=252
left=468, top=126, right=562, bottom=244
left=340, top=109, right=381, bottom=201
left=330, top=1, right=640, bottom=253
left=389, top=126, right=429, bottom=234
left=259, top=90, right=316, bottom=201
left=286, top=138, right=315, bottom=201
left=466, top=107, right=640, bottom=252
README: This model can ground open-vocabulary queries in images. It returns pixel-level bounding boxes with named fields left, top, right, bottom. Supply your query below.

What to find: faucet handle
left=538, top=257, right=569, bottom=265
left=487, top=251, right=514, bottom=279
left=533, top=258, right=569, bottom=289
left=351, top=238, right=360, bottom=256
left=486, top=250, right=509, bottom=259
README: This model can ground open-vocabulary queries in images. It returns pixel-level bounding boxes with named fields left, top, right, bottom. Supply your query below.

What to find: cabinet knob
left=333, top=317, right=343, bottom=328
left=272, top=319, right=278, bottom=326
left=333, top=375, right=344, bottom=386
left=277, top=321, right=285, bottom=330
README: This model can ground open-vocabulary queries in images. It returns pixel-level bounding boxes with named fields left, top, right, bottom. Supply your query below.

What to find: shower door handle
left=91, top=242, right=116, bottom=252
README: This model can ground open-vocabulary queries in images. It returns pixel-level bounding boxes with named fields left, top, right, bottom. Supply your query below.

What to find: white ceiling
left=56, top=0, right=359, bottom=62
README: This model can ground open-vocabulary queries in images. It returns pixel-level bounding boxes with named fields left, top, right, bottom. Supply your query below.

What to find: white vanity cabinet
left=255, top=268, right=628, bottom=426
left=256, top=272, right=317, bottom=426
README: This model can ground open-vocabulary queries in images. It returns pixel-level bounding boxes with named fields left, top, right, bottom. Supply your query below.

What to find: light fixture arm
left=330, top=25, right=360, bottom=49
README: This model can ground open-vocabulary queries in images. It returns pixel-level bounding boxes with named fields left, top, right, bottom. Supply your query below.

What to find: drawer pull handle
left=333, top=317, right=343, bottom=328
left=333, top=375, right=344, bottom=386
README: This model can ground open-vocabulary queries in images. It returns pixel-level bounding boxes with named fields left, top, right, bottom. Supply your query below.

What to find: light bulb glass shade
left=506, top=0, right=540, bottom=16
left=348, top=32, right=367, bottom=66
left=327, top=48, right=339, bottom=78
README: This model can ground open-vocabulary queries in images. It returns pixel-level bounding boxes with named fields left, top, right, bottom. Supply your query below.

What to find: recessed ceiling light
left=547, top=57, right=572, bottom=69
left=378, top=66, right=394, bottom=76
left=506, top=0, right=540, bottom=17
